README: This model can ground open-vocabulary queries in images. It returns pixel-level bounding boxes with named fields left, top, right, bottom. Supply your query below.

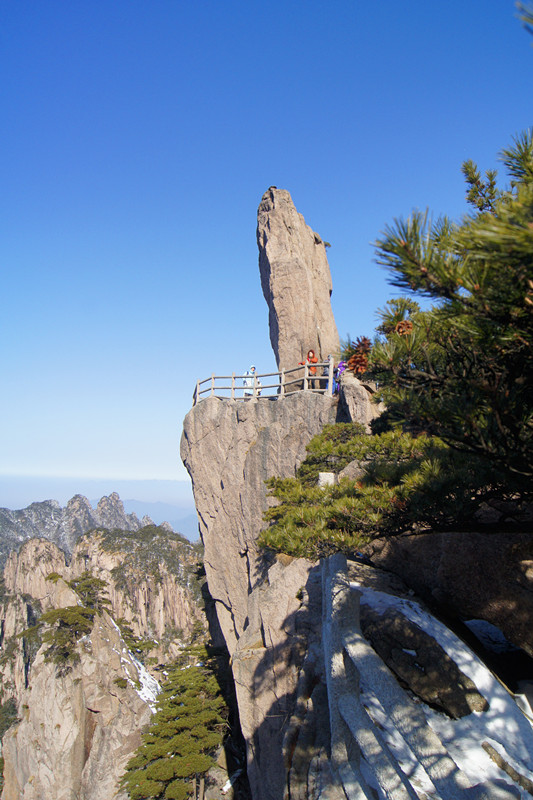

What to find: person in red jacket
left=306, top=349, right=318, bottom=389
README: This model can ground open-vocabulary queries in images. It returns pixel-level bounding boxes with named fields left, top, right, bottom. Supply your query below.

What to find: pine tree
left=518, top=1, right=533, bottom=36
left=121, top=644, right=227, bottom=800
left=261, top=423, right=502, bottom=559
left=369, top=130, right=533, bottom=489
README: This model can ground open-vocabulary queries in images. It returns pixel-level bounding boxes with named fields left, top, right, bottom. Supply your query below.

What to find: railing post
left=210, top=373, right=215, bottom=396
left=328, top=356, right=334, bottom=396
left=194, top=381, right=200, bottom=406
left=304, top=362, right=309, bottom=391
left=280, top=369, right=285, bottom=397
left=253, top=373, right=257, bottom=398
left=231, top=372, right=235, bottom=400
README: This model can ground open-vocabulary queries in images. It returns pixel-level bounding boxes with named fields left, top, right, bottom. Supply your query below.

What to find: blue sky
left=1, top=0, right=531, bottom=509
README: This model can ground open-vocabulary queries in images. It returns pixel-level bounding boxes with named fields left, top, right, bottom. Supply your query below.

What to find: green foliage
left=68, top=571, right=111, bottom=612
left=296, top=423, right=370, bottom=485
left=38, top=606, right=95, bottom=672
left=370, top=131, right=533, bottom=487
left=461, top=159, right=500, bottom=213
left=121, top=644, right=227, bottom=800
left=18, top=572, right=116, bottom=674
left=0, top=635, right=19, bottom=668
left=0, top=699, right=18, bottom=738
left=0, top=576, right=12, bottom=605
left=261, top=425, right=503, bottom=559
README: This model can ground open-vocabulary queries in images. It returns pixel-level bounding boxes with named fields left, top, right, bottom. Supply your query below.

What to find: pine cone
left=355, top=336, right=372, bottom=352
left=347, top=353, right=368, bottom=374
left=395, top=320, right=413, bottom=336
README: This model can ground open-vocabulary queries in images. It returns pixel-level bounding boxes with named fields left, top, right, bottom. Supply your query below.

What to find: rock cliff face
left=0, top=528, right=204, bottom=799
left=181, top=387, right=381, bottom=799
left=1, top=611, right=158, bottom=800
left=0, top=492, right=153, bottom=567
left=69, top=528, right=204, bottom=661
left=366, top=529, right=533, bottom=659
left=257, top=188, right=340, bottom=370
left=181, top=391, right=339, bottom=652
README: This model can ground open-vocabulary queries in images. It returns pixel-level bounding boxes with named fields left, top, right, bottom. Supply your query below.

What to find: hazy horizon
left=0, top=475, right=195, bottom=512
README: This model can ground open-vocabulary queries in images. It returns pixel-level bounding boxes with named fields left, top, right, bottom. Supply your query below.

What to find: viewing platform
left=193, top=359, right=335, bottom=405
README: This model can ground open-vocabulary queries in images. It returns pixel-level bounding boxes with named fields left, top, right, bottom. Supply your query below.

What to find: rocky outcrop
left=231, top=556, right=323, bottom=800
left=182, top=186, right=392, bottom=797
left=257, top=188, right=340, bottom=371
left=0, top=540, right=74, bottom=705
left=181, top=391, right=339, bottom=653
left=365, top=529, right=533, bottom=659
left=181, top=385, right=384, bottom=799
left=337, top=371, right=384, bottom=430
left=0, top=492, right=153, bottom=566
left=1, top=611, right=158, bottom=800
left=69, top=528, right=204, bottom=661
left=0, top=530, right=202, bottom=708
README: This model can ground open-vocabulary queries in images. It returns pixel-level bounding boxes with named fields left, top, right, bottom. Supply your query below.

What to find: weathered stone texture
left=181, top=392, right=343, bottom=800
left=337, top=372, right=384, bottom=430
left=1, top=611, right=157, bottom=800
left=181, top=391, right=338, bottom=653
left=231, top=557, right=323, bottom=800
left=257, top=187, right=340, bottom=371
left=365, top=530, right=533, bottom=658
left=181, top=381, right=384, bottom=799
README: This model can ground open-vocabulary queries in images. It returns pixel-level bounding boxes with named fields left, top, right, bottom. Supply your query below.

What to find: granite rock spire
left=257, top=187, right=340, bottom=371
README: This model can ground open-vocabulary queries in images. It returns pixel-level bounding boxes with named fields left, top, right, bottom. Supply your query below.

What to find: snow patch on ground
left=351, top=581, right=533, bottom=797
left=132, top=655, right=160, bottom=710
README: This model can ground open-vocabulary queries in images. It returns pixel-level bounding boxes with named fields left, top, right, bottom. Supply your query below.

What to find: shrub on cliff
left=121, top=644, right=227, bottom=800
left=19, top=572, right=112, bottom=674
left=67, top=571, right=111, bottom=612
left=261, top=424, right=502, bottom=558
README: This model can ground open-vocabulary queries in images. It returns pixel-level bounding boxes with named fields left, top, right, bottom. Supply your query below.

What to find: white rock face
left=1, top=612, right=157, bottom=800
left=257, top=187, right=340, bottom=371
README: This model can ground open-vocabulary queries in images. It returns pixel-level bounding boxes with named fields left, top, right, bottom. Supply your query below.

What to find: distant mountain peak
left=0, top=492, right=155, bottom=567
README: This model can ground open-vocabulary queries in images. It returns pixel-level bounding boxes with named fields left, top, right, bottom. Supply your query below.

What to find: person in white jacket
left=243, top=365, right=261, bottom=397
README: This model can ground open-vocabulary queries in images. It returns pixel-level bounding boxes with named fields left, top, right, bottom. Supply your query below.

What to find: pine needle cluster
left=261, top=424, right=507, bottom=559
left=370, top=131, right=533, bottom=487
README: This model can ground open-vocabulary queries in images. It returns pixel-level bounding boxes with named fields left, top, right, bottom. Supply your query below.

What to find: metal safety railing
left=192, top=359, right=335, bottom=405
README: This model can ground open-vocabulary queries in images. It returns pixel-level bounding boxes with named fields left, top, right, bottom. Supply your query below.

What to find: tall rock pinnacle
left=257, top=187, right=340, bottom=371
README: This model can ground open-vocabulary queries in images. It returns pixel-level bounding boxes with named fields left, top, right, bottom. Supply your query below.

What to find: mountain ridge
left=0, top=492, right=157, bottom=567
